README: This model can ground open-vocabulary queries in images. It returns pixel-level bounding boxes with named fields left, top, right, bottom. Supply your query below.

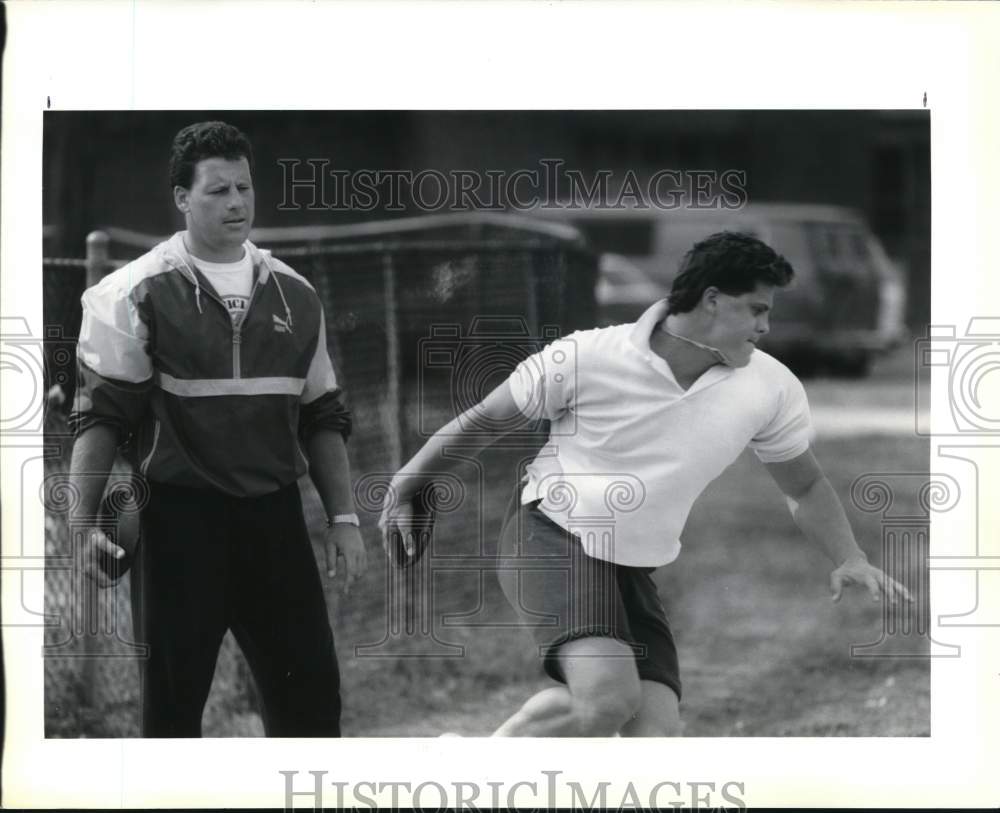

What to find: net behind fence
left=42, top=216, right=599, bottom=736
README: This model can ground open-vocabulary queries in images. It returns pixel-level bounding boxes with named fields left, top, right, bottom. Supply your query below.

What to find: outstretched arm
left=765, top=449, right=912, bottom=604
left=379, top=382, right=530, bottom=553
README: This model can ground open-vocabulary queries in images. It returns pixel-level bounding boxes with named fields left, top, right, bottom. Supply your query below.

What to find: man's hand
left=77, top=527, right=126, bottom=589
left=324, top=524, right=367, bottom=595
left=378, top=489, right=435, bottom=568
left=830, top=554, right=913, bottom=604
left=378, top=497, right=416, bottom=560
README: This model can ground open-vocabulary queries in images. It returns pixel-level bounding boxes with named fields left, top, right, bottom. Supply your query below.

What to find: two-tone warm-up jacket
left=69, top=232, right=351, bottom=497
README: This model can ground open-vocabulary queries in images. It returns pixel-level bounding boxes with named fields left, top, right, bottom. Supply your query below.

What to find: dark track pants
left=132, top=481, right=340, bottom=737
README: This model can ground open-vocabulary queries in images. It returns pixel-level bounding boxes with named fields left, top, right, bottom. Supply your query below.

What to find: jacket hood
left=156, top=231, right=292, bottom=322
left=158, top=231, right=276, bottom=285
left=155, top=231, right=293, bottom=330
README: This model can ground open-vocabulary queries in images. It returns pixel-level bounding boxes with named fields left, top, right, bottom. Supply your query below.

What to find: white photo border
left=3, top=0, right=999, bottom=808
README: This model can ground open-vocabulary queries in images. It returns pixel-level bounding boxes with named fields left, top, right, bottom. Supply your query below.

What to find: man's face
left=174, top=156, right=254, bottom=259
left=703, top=282, right=775, bottom=367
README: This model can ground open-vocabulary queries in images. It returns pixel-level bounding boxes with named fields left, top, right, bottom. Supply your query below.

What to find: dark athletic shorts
left=496, top=496, right=682, bottom=700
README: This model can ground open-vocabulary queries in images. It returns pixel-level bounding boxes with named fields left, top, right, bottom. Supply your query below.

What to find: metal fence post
left=85, top=230, right=111, bottom=288
left=80, top=230, right=111, bottom=706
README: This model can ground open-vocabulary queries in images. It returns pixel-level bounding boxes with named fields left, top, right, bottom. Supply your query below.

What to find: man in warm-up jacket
left=69, top=120, right=365, bottom=737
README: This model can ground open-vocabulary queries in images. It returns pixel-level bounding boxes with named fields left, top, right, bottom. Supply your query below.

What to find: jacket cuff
left=67, top=412, right=131, bottom=446
left=299, top=389, right=352, bottom=443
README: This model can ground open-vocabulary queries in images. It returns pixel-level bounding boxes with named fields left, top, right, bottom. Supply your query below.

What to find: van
left=538, top=202, right=907, bottom=377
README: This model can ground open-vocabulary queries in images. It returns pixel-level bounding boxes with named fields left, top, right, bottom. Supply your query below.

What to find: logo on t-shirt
left=222, top=295, right=249, bottom=325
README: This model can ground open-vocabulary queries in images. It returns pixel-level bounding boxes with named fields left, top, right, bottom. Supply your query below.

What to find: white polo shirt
left=507, top=300, right=813, bottom=567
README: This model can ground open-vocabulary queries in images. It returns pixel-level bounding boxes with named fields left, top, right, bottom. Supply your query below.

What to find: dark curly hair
left=169, top=121, right=254, bottom=190
left=666, top=231, right=794, bottom=315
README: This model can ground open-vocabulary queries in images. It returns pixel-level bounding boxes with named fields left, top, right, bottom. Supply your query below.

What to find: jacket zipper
left=173, top=258, right=264, bottom=380
left=234, top=278, right=262, bottom=379
left=232, top=328, right=242, bottom=379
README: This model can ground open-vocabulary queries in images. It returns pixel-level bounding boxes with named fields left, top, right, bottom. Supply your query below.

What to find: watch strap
left=327, top=513, right=360, bottom=528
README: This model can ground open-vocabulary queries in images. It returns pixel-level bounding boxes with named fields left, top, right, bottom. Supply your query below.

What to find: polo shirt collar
left=628, top=299, right=671, bottom=352
left=627, top=299, right=734, bottom=395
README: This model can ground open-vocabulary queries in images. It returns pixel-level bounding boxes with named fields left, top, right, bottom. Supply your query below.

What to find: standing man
left=381, top=231, right=911, bottom=737
left=69, top=121, right=365, bottom=737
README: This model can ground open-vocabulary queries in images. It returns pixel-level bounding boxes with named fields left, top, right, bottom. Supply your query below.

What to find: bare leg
left=492, top=637, right=641, bottom=737
left=619, top=679, right=682, bottom=737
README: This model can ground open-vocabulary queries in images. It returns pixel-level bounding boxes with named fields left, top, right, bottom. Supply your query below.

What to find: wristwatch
left=327, top=513, right=360, bottom=528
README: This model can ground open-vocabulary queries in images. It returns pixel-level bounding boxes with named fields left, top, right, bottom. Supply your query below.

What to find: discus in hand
left=387, top=486, right=437, bottom=569
left=95, top=488, right=141, bottom=582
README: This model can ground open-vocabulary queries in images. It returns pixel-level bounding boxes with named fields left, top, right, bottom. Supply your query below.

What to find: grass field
left=44, top=348, right=931, bottom=737
left=333, top=433, right=930, bottom=737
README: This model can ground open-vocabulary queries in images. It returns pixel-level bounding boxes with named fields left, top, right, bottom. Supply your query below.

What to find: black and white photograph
left=3, top=1, right=999, bottom=810
left=38, top=108, right=930, bottom=742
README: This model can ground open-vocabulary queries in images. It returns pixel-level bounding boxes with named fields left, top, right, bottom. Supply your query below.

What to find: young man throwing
left=70, top=121, right=365, bottom=736
left=380, top=231, right=911, bottom=737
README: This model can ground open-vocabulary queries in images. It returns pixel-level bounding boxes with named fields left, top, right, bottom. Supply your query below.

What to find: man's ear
left=173, top=185, right=190, bottom=215
left=701, top=286, right=720, bottom=313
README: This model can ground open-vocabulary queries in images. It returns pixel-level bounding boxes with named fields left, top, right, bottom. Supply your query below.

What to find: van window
left=572, top=217, right=655, bottom=258
left=766, top=221, right=814, bottom=286
left=804, top=222, right=877, bottom=281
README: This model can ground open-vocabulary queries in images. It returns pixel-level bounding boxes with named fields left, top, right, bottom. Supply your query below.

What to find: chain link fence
left=42, top=214, right=598, bottom=736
